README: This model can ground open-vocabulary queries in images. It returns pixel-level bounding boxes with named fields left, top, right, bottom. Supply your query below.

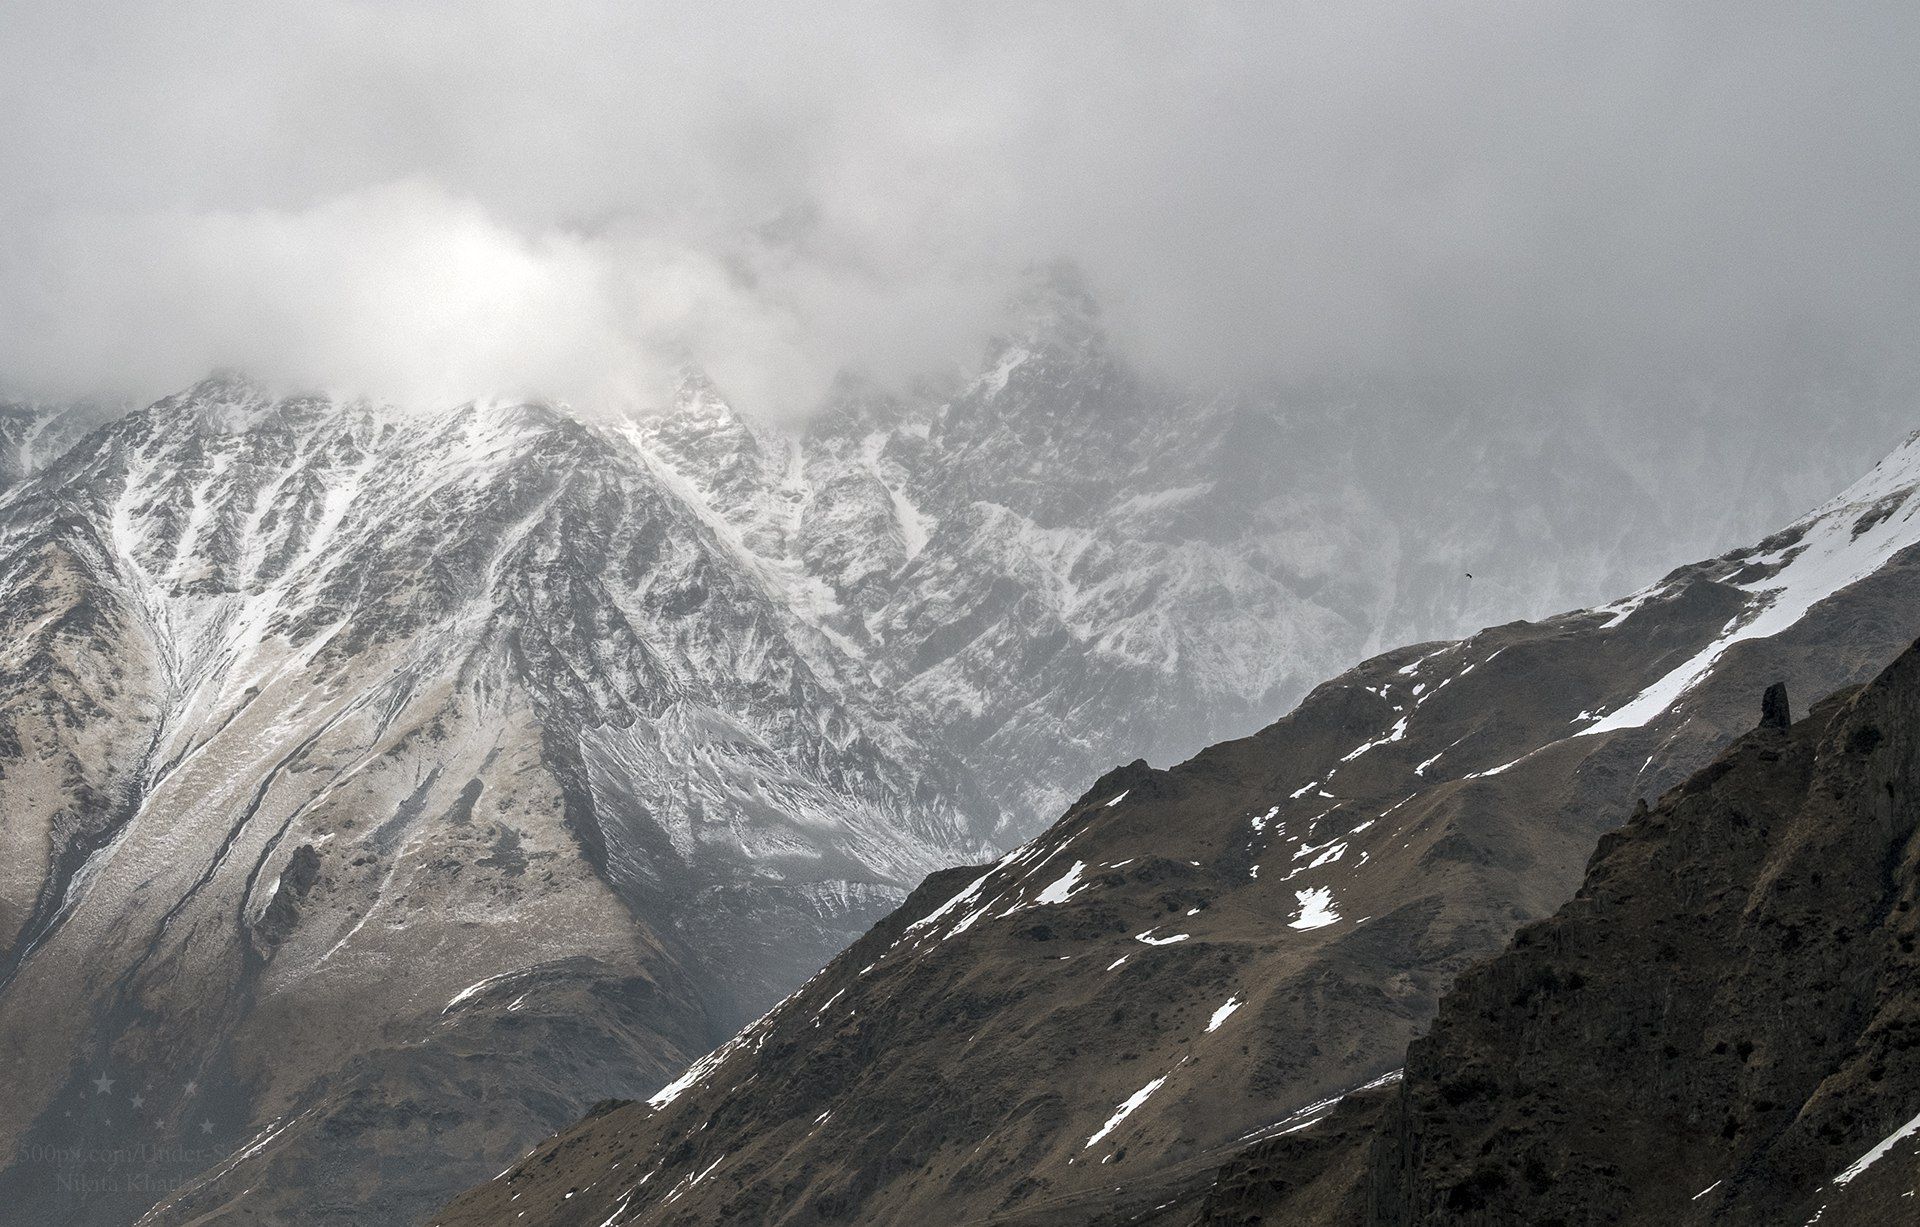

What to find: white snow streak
left=1590, top=440, right=1920, bottom=736
left=443, top=970, right=519, bottom=1014
left=1085, top=1075, right=1168, bottom=1148
left=1833, top=1107, right=1920, bottom=1186
left=1034, top=861, right=1088, bottom=905
left=1341, top=715, right=1410, bottom=762
left=1134, top=929, right=1191, bottom=946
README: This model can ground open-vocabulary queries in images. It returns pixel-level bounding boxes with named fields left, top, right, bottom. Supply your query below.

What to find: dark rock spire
left=1760, top=681, right=1792, bottom=731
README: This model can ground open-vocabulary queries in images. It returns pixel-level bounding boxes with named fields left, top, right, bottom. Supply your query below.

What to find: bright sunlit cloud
left=2, top=1, right=1917, bottom=415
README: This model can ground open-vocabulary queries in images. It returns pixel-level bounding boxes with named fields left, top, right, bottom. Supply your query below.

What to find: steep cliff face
left=431, top=427, right=1920, bottom=1227
left=1372, top=658, right=1920, bottom=1226
left=1206, top=650, right=1920, bottom=1227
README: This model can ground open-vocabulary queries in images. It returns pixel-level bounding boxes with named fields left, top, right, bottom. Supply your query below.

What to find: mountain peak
left=667, top=366, right=744, bottom=422
left=999, top=258, right=1104, bottom=353
left=149, top=368, right=278, bottom=432
left=196, top=366, right=262, bottom=392
left=805, top=369, right=910, bottom=437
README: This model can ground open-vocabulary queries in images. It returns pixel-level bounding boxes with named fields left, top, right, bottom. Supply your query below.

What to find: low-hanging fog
left=1, top=0, right=1915, bottom=465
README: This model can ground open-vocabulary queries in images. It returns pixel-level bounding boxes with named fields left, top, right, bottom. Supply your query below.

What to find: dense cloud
left=1, top=1, right=1916, bottom=415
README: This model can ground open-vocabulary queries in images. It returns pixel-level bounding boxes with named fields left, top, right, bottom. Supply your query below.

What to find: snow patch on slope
left=1205, top=997, right=1243, bottom=1033
left=1086, top=1074, right=1168, bottom=1149
left=1833, top=1107, right=1920, bottom=1186
left=1590, top=436, right=1920, bottom=735
left=1289, top=887, right=1340, bottom=930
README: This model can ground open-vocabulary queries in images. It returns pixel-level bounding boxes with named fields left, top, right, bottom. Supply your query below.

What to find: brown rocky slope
left=1204, top=650, right=1920, bottom=1226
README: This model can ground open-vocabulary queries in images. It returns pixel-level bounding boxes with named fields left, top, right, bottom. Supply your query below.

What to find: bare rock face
left=1762, top=679, right=1793, bottom=731
left=1373, top=658, right=1920, bottom=1227
left=252, top=842, right=321, bottom=947
left=431, top=428, right=1920, bottom=1227
left=1205, top=640, right=1920, bottom=1227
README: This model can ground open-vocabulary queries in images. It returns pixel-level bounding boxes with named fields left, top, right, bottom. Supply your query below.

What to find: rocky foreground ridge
left=1202, top=653, right=1920, bottom=1226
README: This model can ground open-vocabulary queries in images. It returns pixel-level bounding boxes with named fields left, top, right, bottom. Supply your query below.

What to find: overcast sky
left=1, top=1, right=1916, bottom=417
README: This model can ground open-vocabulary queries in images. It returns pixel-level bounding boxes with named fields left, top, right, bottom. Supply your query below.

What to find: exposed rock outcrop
left=1202, top=649, right=1920, bottom=1226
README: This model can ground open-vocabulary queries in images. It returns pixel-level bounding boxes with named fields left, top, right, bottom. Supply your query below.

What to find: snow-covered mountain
left=431, top=424, right=1920, bottom=1227
left=0, top=270, right=1907, bottom=1225
left=595, top=267, right=1908, bottom=829
left=0, top=398, right=118, bottom=493
left=0, top=374, right=1005, bottom=1226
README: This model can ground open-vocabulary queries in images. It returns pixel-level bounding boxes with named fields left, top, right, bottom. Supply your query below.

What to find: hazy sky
left=1, top=1, right=1916, bottom=415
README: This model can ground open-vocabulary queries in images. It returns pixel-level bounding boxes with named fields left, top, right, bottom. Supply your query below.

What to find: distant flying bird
left=1465, top=572, right=1473, bottom=579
